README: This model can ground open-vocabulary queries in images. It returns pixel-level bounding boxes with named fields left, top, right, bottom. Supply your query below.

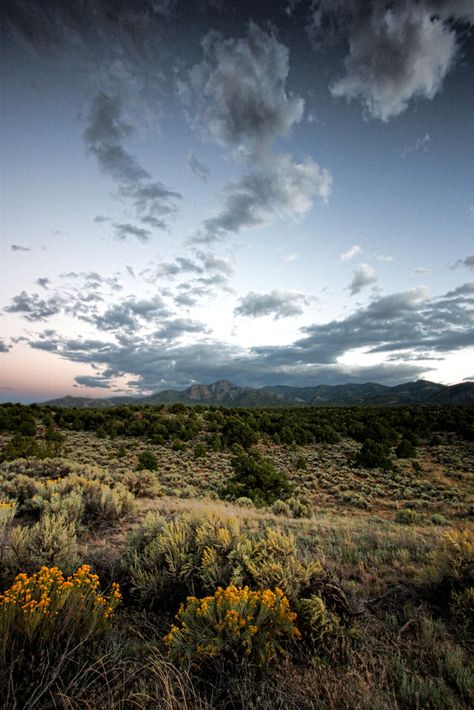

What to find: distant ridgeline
left=42, top=379, right=474, bottom=409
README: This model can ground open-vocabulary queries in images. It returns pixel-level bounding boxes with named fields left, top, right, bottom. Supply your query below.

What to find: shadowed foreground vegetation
left=0, top=402, right=473, bottom=708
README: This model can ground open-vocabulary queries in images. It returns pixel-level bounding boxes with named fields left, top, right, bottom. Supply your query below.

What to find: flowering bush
left=0, top=565, right=121, bottom=653
left=0, top=499, right=16, bottom=529
left=165, top=584, right=300, bottom=667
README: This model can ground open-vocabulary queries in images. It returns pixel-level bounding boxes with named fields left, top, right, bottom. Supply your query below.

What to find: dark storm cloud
left=290, top=284, right=474, bottom=361
left=113, top=223, right=152, bottom=243
left=74, top=375, right=111, bottom=389
left=310, top=0, right=474, bottom=120
left=192, top=154, right=331, bottom=243
left=51, top=278, right=469, bottom=388
left=180, top=22, right=304, bottom=153
left=187, top=151, right=210, bottom=181
left=28, top=332, right=428, bottom=391
left=234, top=290, right=309, bottom=319
left=25, top=282, right=473, bottom=391
left=11, top=244, right=31, bottom=252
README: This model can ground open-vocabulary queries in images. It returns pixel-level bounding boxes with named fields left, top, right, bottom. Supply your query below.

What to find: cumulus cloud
left=74, top=375, right=111, bottom=389
left=25, top=282, right=474, bottom=390
left=234, top=290, right=310, bottom=319
left=92, top=296, right=171, bottom=334
left=145, top=250, right=234, bottom=303
left=349, top=263, right=378, bottom=295
left=154, top=318, right=209, bottom=341
left=311, top=0, right=473, bottom=121
left=187, top=151, right=210, bottom=181
left=181, top=22, right=304, bottom=154
left=0, top=339, right=10, bottom=353
left=4, top=291, right=65, bottom=321
left=340, top=244, right=361, bottom=261
left=193, top=153, right=331, bottom=243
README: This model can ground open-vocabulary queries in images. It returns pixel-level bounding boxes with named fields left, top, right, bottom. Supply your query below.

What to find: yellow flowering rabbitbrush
left=0, top=565, right=121, bottom=650
left=165, top=584, right=300, bottom=666
left=0, top=499, right=16, bottom=529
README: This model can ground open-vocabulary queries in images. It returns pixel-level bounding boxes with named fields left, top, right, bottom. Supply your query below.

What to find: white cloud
left=234, top=289, right=310, bottom=319
left=311, top=1, right=473, bottom=121
left=340, top=244, right=361, bottom=261
left=193, top=153, right=332, bottom=243
left=180, top=22, right=304, bottom=154
left=349, top=263, right=378, bottom=295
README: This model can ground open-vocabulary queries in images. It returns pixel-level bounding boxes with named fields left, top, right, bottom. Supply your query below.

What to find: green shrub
left=287, top=497, right=311, bottom=519
left=221, top=449, right=291, bottom=506
left=221, top=418, right=258, bottom=449
left=165, top=585, right=300, bottom=667
left=7, top=514, right=79, bottom=576
left=194, top=444, right=207, bottom=459
left=395, top=508, right=418, bottom=525
left=27, top=476, right=135, bottom=527
left=125, top=512, right=241, bottom=606
left=137, top=450, right=158, bottom=471
left=431, top=513, right=448, bottom=526
left=297, top=594, right=340, bottom=649
left=125, top=512, right=322, bottom=608
left=270, top=499, right=291, bottom=517
left=396, top=439, right=417, bottom=458
left=122, top=470, right=162, bottom=498
left=354, top=439, right=392, bottom=470
left=451, top=587, right=474, bottom=630
left=234, top=496, right=254, bottom=509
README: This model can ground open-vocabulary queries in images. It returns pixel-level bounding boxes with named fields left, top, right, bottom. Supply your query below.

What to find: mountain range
left=43, top=379, right=474, bottom=408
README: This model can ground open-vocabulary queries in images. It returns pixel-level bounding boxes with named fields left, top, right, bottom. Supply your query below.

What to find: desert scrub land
left=0, top=402, right=473, bottom=708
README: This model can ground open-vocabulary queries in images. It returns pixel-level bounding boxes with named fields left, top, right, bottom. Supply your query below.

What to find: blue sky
left=1, top=0, right=473, bottom=402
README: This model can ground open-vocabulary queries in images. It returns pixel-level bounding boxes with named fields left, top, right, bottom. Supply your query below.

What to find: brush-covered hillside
left=0, top=401, right=473, bottom=708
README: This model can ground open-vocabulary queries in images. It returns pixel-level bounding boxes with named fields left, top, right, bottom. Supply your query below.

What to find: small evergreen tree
left=395, top=438, right=416, bottom=458
left=221, top=448, right=291, bottom=506
left=354, top=438, right=392, bottom=470
left=137, top=450, right=158, bottom=471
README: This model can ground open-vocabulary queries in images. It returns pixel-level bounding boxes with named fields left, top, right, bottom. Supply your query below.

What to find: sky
left=1, top=0, right=473, bottom=403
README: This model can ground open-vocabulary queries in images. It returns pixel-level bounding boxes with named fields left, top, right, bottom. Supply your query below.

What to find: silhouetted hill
left=42, top=379, right=474, bottom=408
